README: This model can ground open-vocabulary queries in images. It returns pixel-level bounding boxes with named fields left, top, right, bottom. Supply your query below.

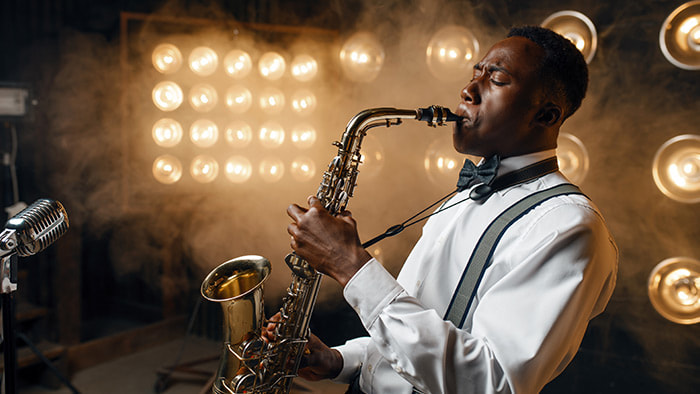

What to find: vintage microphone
left=0, top=199, right=69, bottom=394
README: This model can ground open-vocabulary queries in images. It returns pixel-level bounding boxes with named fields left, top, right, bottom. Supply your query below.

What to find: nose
left=461, top=78, right=481, bottom=105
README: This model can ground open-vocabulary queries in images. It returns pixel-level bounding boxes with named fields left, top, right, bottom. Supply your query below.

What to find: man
left=283, top=26, right=618, bottom=394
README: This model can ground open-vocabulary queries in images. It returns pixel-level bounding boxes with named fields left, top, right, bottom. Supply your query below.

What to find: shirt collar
left=478, top=149, right=557, bottom=178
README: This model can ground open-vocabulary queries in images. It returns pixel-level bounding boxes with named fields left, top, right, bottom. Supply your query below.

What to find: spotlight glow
left=259, top=122, right=285, bottom=148
left=424, top=137, right=466, bottom=187
left=556, top=132, right=590, bottom=184
left=339, top=32, right=385, bottom=82
left=259, top=87, right=285, bottom=114
left=291, top=54, right=318, bottom=82
left=190, top=119, right=219, bottom=148
left=152, top=118, right=183, bottom=147
left=152, top=81, right=183, bottom=111
left=152, top=43, right=183, bottom=74
left=290, top=90, right=317, bottom=115
left=225, top=121, right=253, bottom=148
left=223, top=49, right=253, bottom=79
left=653, top=134, right=700, bottom=203
left=258, top=52, right=286, bottom=80
left=358, top=134, right=385, bottom=178
left=225, top=85, right=253, bottom=114
left=259, top=158, right=284, bottom=183
left=190, top=155, right=219, bottom=183
left=225, top=156, right=253, bottom=183
left=648, top=257, right=700, bottom=324
left=189, top=47, right=218, bottom=76
left=291, top=157, right=316, bottom=181
left=426, top=25, right=479, bottom=81
left=189, top=83, right=218, bottom=112
left=291, top=123, right=317, bottom=149
left=153, top=154, right=183, bottom=184
left=541, top=10, right=598, bottom=63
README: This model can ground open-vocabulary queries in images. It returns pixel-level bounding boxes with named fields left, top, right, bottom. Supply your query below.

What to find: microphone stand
left=1, top=254, right=18, bottom=394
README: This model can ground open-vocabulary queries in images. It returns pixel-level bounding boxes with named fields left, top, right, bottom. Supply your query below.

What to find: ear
left=535, top=103, right=562, bottom=127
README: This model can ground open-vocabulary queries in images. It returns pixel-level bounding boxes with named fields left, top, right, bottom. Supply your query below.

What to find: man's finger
left=287, top=203, right=307, bottom=221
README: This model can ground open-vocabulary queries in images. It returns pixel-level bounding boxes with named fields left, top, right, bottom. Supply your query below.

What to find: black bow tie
left=456, top=155, right=500, bottom=191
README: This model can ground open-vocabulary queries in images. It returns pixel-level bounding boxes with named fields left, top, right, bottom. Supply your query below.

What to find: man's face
left=453, top=36, right=550, bottom=158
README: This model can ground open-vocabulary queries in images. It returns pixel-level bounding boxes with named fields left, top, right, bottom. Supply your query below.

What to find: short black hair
left=507, top=26, right=588, bottom=120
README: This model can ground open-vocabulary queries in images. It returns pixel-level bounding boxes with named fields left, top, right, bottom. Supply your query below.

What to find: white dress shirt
left=332, top=150, right=618, bottom=394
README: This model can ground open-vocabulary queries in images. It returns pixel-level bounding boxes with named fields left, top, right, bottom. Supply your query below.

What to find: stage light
left=0, top=85, right=30, bottom=117
left=659, top=1, right=700, bottom=70
left=648, top=257, right=700, bottom=324
left=189, top=47, right=218, bottom=76
left=425, top=25, right=479, bottom=81
left=541, top=10, right=598, bottom=63
left=290, top=123, right=317, bottom=149
left=152, top=81, right=183, bottom=111
left=290, top=89, right=317, bottom=115
left=189, top=119, right=219, bottom=148
left=223, top=49, right=253, bottom=79
left=190, top=155, right=219, bottom=183
left=339, top=31, right=385, bottom=82
left=152, top=118, right=183, bottom=147
left=224, top=85, right=252, bottom=114
left=358, top=134, right=385, bottom=178
left=225, top=156, right=253, bottom=183
left=258, top=87, right=285, bottom=114
left=152, top=43, right=183, bottom=74
left=259, top=158, right=284, bottom=182
left=258, top=121, right=285, bottom=148
left=225, top=121, right=253, bottom=148
left=291, top=54, right=318, bottom=82
left=153, top=154, right=183, bottom=184
left=556, top=132, right=590, bottom=184
left=290, top=157, right=316, bottom=181
left=653, top=134, right=700, bottom=203
left=424, top=137, right=465, bottom=187
left=258, top=52, right=286, bottom=80
left=189, top=83, right=218, bottom=112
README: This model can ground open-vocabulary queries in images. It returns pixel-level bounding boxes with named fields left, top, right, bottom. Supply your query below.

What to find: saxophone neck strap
left=361, top=156, right=560, bottom=248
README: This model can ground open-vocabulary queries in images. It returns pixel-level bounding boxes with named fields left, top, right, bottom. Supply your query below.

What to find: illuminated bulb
left=358, top=134, right=385, bottom=178
left=189, top=47, right=218, bottom=76
left=426, top=25, right=479, bottom=81
left=424, top=137, right=465, bottom=187
left=225, top=85, right=252, bottom=114
left=223, top=49, right=253, bottom=79
left=190, top=119, right=219, bottom=148
left=258, top=87, right=285, bottom=114
left=652, top=134, right=700, bottom=203
left=225, top=156, right=253, bottom=183
left=648, top=257, right=700, bottom=324
left=541, top=11, right=597, bottom=64
left=290, top=123, right=317, bottom=149
left=152, top=81, right=183, bottom=111
left=290, top=90, right=317, bottom=115
left=339, top=32, right=385, bottom=82
left=152, top=118, right=183, bottom=147
left=258, top=122, right=285, bottom=148
left=556, top=133, right=589, bottom=184
left=189, top=83, right=218, bottom=112
left=152, top=154, right=182, bottom=184
left=190, top=155, right=219, bottom=183
left=225, top=121, right=253, bottom=148
left=291, top=54, right=318, bottom=82
left=563, top=31, right=586, bottom=51
left=290, top=157, right=316, bottom=181
left=258, top=52, right=286, bottom=80
left=152, top=43, right=182, bottom=74
left=259, top=158, right=284, bottom=183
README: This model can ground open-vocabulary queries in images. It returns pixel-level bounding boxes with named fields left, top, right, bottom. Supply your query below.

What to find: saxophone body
left=201, top=106, right=461, bottom=393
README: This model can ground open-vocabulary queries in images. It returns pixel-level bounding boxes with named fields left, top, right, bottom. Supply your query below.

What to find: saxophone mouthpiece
left=417, top=105, right=463, bottom=127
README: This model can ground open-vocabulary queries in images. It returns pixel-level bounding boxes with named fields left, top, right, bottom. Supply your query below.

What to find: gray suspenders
left=411, top=183, right=585, bottom=394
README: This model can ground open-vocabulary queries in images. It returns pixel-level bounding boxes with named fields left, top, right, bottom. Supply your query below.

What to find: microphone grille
left=12, top=199, right=69, bottom=256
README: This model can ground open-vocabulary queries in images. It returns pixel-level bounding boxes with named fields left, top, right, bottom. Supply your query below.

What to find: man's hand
left=263, top=313, right=343, bottom=381
left=287, top=196, right=372, bottom=287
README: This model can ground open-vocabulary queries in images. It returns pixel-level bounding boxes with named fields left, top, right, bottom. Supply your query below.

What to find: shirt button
left=394, top=366, right=403, bottom=373
left=367, top=364, right=372, bottom=372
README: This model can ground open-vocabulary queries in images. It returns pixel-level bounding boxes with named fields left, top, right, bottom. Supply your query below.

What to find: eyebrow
left=474, top=63, right=512, bottom=76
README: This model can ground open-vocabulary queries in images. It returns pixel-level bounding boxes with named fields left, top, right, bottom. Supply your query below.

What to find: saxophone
left=201, top=106, right=461, bottom=394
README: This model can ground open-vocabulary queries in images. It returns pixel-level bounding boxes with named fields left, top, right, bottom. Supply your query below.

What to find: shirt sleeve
left=342, top=202, right=617, bottom=394
left=332, top=336, right=371, bottom=383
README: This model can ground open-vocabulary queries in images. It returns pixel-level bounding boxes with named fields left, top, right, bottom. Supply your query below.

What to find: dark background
left=1, top=0, right=699, bottom=393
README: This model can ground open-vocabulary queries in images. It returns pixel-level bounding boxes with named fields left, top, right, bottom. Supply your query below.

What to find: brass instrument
left=201, top=106, right=461, bottom=393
